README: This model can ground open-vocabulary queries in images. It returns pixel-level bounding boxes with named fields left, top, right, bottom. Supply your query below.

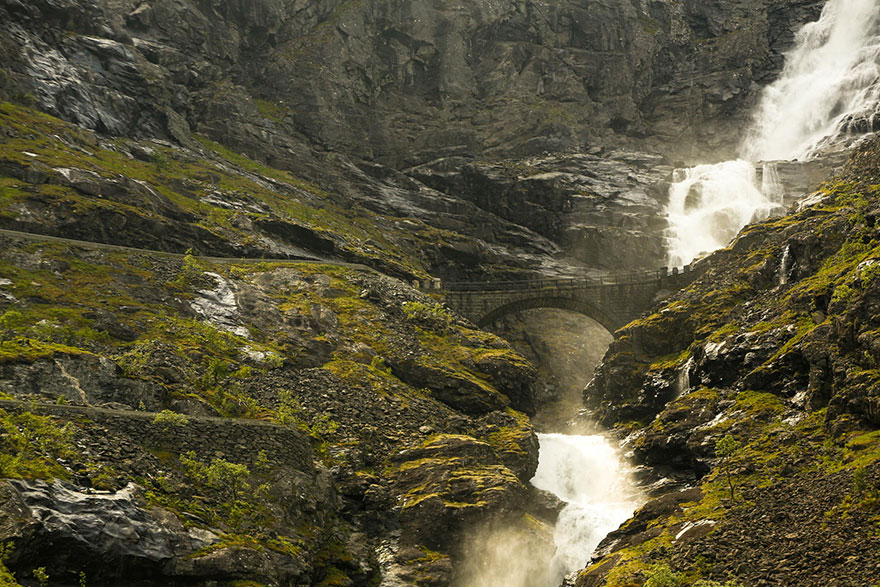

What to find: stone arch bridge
left=441, top=266, right=702, bottom=334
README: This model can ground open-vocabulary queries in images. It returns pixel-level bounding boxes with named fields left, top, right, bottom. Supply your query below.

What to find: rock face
left=0, top=480, right=215, bottom=578
left=409, top=150, right=674, bottom=271
left=0, top=0, right=828, bottom=276
left=0, top=232, right=541, bottom=585
left=577, top=137, right=880, bottom=586
left=0, top=0, right=824, bottom=167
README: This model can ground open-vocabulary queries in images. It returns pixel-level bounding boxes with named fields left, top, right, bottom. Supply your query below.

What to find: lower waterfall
left=531, top=433, right=641, bottom=585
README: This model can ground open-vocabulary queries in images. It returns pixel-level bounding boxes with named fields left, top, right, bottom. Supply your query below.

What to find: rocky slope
left=0, top=224, right=553, bottom=585
left=576, top=137, right=880, bottom=586
left=0, top=0, right=868, bottom=585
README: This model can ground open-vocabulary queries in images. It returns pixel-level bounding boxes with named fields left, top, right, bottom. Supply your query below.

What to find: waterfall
left=742, top=0, right=880, bottom=161
left=677, top=356, right=695, bottom=397
left=761, top=162, right=785, bottom=205
left=777, top=244, right=794, bottom=286
left=665, top=160, right=781, bottom=268
left=666, top=0, right=880, bottom=267
left=530, top=433, right=641, bottom=585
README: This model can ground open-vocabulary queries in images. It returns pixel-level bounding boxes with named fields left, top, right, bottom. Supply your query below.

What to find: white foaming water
left=665, top=160, right=781, bottom=268
left=531, top=433, right=640, bottom=585
left=666, top=0, right=880, bottom=267
left=743, top=0, right=880, bottom=161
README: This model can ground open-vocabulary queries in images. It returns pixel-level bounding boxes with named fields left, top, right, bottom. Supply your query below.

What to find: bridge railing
left=441, top=266, right=695, bottom=292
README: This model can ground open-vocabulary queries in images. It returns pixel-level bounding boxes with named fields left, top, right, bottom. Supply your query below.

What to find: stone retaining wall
left=0, top=400, right=314, bottom=470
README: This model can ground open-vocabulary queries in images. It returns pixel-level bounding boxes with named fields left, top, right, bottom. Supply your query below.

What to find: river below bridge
left=455, top=309, right=641, bottom=586
left=531, top=433, right=641, bottom=585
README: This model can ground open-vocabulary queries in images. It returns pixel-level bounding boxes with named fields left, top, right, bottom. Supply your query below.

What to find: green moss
left=733, top=391, right=785, bottom=418
left=0, top=102, right=457, bottom=279
left=0, top=407, right=75, bottom=480
left=485, top=408, right=532, bottom=457
left=649, top=349, right=691, bottom=372
left=315, top=566, right=351, bottom=587
left=1, top=330, right=82, bottom=359
left=253, top=99, right=289, bottom=123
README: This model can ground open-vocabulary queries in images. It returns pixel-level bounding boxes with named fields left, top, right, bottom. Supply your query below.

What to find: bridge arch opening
left=476, top=296, right=621, bottom=335
left=485, top=306, right=613, bottom=430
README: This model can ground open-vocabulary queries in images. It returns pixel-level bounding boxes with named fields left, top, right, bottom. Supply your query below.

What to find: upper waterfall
left=742, top=0, right=880, bottom=160
left=666, top=0, right=880, bottom=268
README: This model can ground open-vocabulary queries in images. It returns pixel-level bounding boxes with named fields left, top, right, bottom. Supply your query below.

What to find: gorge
left=0, top=0, right=880, bottom=586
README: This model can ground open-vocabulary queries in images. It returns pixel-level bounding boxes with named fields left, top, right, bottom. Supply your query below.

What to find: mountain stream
left=461, top=1, right=879, bottom=585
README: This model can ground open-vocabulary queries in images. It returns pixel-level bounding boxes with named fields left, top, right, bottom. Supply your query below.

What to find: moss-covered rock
left=0, top=229, right=541, bottom=584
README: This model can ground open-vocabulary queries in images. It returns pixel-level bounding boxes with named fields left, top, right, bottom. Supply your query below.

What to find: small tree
left=715, top=434, right=742, bottom=501
left=205, top=458, right=250, bottom=502
left=0, top=310, right=23, bottom=340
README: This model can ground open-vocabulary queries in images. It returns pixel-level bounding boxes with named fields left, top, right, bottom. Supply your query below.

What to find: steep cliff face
left=577, top=137, right=880, bottom=586
left=0, top=0, right=826, bottom=273
left=0, top=0, right=824, bottom=166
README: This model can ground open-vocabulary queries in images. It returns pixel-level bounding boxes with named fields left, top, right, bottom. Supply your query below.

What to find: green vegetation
left=31, top=567, right=48, bottom=587
left=167, top=251, right=206, bottom=289
left=0, top=543, right=21, bottom=587
left=142, top=449, right=277, bottom=539
left=0, top=101, right=470, bottom=279
left=0, top=407, right=74, bottom=480
left=715, top=435, right=742, bottom=501
left=152, top=409, right=190, bottom=429
left=644, top=563, right=687, bottom=587
left=402, top=301, right=454, bottom=332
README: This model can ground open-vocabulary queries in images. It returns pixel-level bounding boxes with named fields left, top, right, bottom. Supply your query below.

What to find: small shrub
left=0, top=542, right=13, bottom=563
left=168, top=251, right=204, bottom=289
left=854, top=466, right=868, bottom=497
left=179, top=451, right=250, bottom=501
left=275, top=390, right=306, bottom=429
left=32, top=567, right=48, bottom=586
left=0, top=310, right=24, bottom=340
left=0, top=408, right=74, bottom=480
left=644, top=563, right=687, bottom=587
left=151, top=150, right=170, bottom=170
left=311, top=413, right=339, bottom=439
left=369, top=355, right=391, bottom=375
left=402, top=301, right=453, bottom=332
left=152, top=410, right=189, bottom=429
left=254, top=449, right=272, bottom=474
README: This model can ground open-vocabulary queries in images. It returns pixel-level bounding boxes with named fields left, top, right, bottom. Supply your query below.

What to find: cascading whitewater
left=665, top=160, right=781, bottom=268
left=743, top=0, right=880, bottom=160
left=666, top=0, right=880, bottom=267
left=530, top=433, right=641, bottom=586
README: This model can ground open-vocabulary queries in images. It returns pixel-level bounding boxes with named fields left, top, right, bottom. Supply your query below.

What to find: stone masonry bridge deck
left=442, top=266, right=702, bottom=333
